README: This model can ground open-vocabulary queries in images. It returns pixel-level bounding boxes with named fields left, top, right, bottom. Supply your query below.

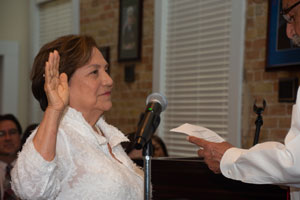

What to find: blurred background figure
left=152, top=135, right=168, bottom=157
left=0, top=114, right=22, bottom=200
left=123, top=133, right=168, bottom=159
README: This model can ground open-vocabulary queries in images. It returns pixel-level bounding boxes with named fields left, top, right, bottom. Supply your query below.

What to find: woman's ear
left=286, top=23, right=296, bottom=39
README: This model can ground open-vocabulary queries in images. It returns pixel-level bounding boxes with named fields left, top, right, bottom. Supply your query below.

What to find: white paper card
left=170, top=123, right=225, bottom=143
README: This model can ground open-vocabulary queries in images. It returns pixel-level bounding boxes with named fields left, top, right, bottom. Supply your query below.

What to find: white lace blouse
left=11, top=107, right=144, bottom=200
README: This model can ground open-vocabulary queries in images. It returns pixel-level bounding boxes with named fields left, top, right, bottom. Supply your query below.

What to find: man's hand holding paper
left=170, top=123, right=225, bottom=143
left=170, top=123, right=233, bottom=174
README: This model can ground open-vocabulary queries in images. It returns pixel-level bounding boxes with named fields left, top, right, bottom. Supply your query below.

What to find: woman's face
left=69, top=47, right=113, bottom=116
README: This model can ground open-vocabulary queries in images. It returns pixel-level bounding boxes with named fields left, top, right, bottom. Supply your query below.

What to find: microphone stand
left=142, top=140, right=153, bottom=200
left=135, top=111, right=161, bottom=200
left=253, top=99, right=266, bottom=146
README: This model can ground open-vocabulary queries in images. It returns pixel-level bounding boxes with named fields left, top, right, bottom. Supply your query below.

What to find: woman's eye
left=105, top=66, right=109, bottom=73
left=91, top=70, right=98, bottom=75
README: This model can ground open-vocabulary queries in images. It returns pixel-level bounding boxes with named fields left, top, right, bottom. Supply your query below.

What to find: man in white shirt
left=0, top=114, right=21, bottom=200
left=188, top=0, right=300, bottom=199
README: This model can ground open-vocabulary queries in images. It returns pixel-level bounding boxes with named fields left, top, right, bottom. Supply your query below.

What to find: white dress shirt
left=221, top=87, right=300, bottom=200
left=11, top=107, right=144, bottom=200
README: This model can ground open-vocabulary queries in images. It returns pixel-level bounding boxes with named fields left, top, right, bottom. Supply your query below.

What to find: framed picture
left=118, top=0, right=143, bottom=62
left=266, top=0, right=300, bottom=70
left=98, top=46, right=110, bottom=74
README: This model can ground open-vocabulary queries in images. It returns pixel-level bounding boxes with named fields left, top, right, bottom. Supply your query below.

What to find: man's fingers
left=206, top=160, right=221, bottom=174
left=188, top=136, right=208, bottom=148
left=197, top=149, right=204, bottom=157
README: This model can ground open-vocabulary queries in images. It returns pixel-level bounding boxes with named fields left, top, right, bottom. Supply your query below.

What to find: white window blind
left=38, top=0, right=73, bottom=47
left=162, top=0, right=233, bottom=157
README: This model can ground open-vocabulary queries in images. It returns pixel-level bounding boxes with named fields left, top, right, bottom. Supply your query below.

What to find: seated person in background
left=0, top=114, right=22, bottom=200
left=152, top=135, right=168, bottom=157
left=11, top=34, right=143, bottom=200
left=124, top=133, right=168, bottom=159
left=20, top=123, right=39, bottom=149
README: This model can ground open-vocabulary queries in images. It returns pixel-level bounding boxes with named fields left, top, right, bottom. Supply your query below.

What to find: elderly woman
left=11, top=35, right=143, bottom=200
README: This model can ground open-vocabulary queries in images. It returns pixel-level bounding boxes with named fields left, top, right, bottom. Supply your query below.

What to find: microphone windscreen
left=146, top=93, right=168, bottom=112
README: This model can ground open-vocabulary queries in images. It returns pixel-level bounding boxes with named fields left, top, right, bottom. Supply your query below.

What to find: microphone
left=134, top=93, right=168, bottom=150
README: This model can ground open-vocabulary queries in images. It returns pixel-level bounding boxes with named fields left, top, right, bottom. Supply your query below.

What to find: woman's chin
left=98, top=103, right=113, bottom=112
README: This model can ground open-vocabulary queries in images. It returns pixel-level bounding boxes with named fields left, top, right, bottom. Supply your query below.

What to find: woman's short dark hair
left=152, top=135, right=168, bottom=157
left=31, top=34, right=97, bottom=111
left=0, top=114, right=22, bottom=134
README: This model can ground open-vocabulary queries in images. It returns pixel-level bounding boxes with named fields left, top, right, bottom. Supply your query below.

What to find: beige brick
left=278, top=117, right=292, bottom=128
left=266, top=105, right=287, bottom=116
left=252, top=82, right=273, bottom=93
left=246, top=29, right=257, bottom=40
left=254, top=71, right=263, bottom=81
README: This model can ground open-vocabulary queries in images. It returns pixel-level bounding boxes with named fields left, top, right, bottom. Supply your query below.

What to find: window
left=38, top=0, right=78, bottom=47
left=29, top=0, right=79, bottom=123
left=153, top=0, right=245, bottom=157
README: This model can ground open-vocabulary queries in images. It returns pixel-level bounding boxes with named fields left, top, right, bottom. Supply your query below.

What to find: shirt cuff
left=220, top=147, right=247, bottom=179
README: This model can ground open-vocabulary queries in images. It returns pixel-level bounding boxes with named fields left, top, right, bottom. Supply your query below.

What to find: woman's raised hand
left=44, top=50, right=69, bottom=112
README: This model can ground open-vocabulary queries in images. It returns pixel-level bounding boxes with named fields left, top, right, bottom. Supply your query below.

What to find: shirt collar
left=63, top=107, right=129, bottom=148
left=96, top=117, right=129, bottom=148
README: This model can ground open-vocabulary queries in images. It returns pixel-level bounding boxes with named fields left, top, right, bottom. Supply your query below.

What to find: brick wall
left=80, top=0, right=153, bottom=134
left=242, top=0, right=300, bottom=148
left=80, top=0, right=300, bottom=147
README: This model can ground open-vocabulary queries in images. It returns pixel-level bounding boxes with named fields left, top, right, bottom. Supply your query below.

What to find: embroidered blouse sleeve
left=11, top=134, right=60, bottom=200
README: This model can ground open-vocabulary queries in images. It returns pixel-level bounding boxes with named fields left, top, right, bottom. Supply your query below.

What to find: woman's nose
left=103, top=72, right=113, bottom=87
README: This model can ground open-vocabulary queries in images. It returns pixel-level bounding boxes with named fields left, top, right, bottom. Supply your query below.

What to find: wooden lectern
left=135, top=157, right=288, bottom=200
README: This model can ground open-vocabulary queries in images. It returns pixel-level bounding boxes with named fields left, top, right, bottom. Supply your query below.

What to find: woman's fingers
left=58, top=73, right=69, bottom=106
left=45, top=61, right=50, bottom=84
left=43, top=50, right=69, bottom=111
left=44, top=51, right=61, bottom=91
left=47, top=51, right=58, bottom=78
left=45, top=51, right=61, bottom=83
left=59, top=73, right=68, bottom=84
left=48, top=52, right=53, bottom=77
left=53, top=50, right=60, bottom=76
left=59, top=73, right=68, bottom=94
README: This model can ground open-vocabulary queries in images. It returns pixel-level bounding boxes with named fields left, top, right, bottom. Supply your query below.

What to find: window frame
left=152, top=0, right=246, bottom=149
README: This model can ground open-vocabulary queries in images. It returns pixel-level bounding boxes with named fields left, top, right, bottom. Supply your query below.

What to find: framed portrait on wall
left=266, top=0, right=300, bottom=70
left=118, top=0, right=143, bottom=62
